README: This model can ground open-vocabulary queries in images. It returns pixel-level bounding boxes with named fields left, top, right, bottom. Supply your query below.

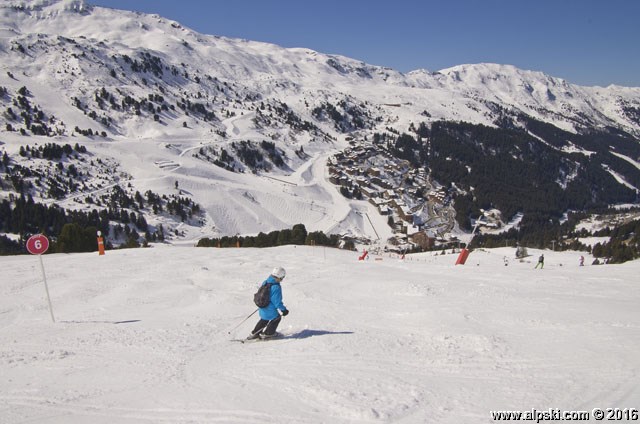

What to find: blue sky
left=92, top=0, right=640, bottom=87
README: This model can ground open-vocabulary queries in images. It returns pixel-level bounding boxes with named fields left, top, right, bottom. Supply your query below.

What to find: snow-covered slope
left=1, top=245, right=639, bottom=423
left=426, top=63, right=640, bottom=133
left=1, top=0, right=640, bottom=245
left=2, top=0, right=639, bottom=139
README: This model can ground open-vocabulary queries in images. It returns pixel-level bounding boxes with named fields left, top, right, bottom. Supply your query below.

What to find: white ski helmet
left=271, top=266, right=286, bottom=280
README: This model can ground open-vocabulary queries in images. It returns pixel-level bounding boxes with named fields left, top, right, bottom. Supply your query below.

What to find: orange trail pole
left=97, top=231, right=105, bottom=255
left=456, top=216, right=483, bottom=266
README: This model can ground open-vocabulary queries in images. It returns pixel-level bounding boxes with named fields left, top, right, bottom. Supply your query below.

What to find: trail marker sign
left=25, top=234, right=55, bottom=322
left=26, top=234, right=49, bottom=255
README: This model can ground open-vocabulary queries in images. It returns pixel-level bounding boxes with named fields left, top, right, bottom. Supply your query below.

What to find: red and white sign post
left=26, top=234, right=55, bottom=323
left=455, top=216, right=483, bottom=266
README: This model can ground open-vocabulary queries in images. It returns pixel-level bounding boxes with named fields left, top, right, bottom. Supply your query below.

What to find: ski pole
left=227, top=308, right=258, bottom=334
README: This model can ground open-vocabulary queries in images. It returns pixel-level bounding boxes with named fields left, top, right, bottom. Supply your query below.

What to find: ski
left=230, top=332, right=286, bottom=344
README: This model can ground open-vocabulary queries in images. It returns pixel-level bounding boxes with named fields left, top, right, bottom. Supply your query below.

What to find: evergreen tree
left=57, top=224, right=98, bottom=253
left=291, top=224, right=307, bottom=245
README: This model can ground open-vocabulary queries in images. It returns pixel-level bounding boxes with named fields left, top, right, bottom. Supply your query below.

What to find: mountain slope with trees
left=0, top=0, right=639, bottom=260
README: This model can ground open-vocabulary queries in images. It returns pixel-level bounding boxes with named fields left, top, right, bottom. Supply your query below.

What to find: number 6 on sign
left=26, top=234, right=49, bottom=255
left=26, top=234, right=55, bottom=322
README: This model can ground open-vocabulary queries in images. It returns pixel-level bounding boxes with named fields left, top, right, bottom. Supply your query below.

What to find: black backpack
left=253, top=283, right=272, bottom=308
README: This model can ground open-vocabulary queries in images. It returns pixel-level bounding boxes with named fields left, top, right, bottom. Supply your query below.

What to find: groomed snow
left=1, top=245, right=638, bottom=423
left=2, top=1, right=640, bottom=245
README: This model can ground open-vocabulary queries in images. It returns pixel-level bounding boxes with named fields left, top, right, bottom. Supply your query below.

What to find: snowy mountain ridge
left=1, top=0, right=640, bottom=247
left=2, top=0, right=639, bottom=137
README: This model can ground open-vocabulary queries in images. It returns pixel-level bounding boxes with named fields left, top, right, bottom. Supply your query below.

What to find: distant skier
left=247, top=267, right=289, bottom=340
left=579, top=255, right=585, bottom=266
left=535, top=254, right=544, bottom=269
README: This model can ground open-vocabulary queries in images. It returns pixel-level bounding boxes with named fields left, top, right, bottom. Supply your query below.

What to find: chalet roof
left=406, top=224, right=421, bottom=236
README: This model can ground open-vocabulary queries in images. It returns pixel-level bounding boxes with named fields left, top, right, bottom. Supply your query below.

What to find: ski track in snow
left=1, top=245, right=639, bottom=423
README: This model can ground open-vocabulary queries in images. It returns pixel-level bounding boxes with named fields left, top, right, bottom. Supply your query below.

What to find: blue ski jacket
left=258, top=275, right=287, bottom=320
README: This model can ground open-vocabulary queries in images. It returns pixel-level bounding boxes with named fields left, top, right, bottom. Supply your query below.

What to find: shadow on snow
left=285, top=329, right=353, bottom=339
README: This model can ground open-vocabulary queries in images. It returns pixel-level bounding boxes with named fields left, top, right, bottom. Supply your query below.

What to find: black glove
left=281, top=309, right=289, bottom=316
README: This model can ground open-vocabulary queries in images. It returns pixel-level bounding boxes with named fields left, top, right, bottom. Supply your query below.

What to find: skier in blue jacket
left=247, top=266, right=289, bottom=340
